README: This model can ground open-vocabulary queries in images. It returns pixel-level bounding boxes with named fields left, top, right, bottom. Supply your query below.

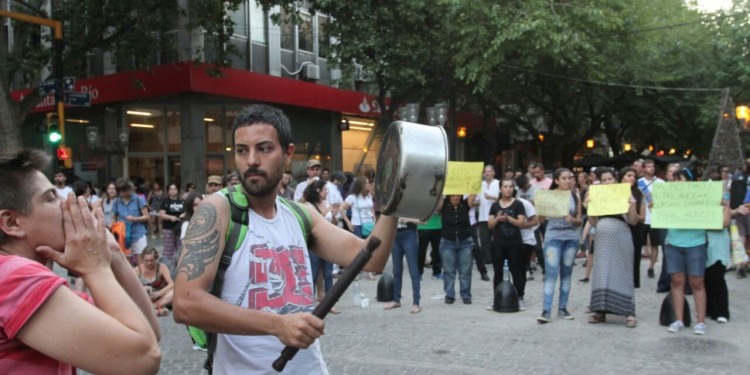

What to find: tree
left=0, top=0, right=245, bottom=152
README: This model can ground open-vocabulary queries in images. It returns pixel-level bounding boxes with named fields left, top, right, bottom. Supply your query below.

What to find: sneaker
left=486, top=305, right=494, bottom=311
left=537, top=311, right=551, bottom=323
left=518, top=298, right=526, bottom=311
left=647, top=268, right=655, bottom=278
left=558, top=308, right=574, bottom=320
left=694, top=322, right=707, bottom=335
left=527, top=271, right=534, bottom=281
left=192, top=343, right=207, bottom=352
left=717, top=317, right=728, bottom=323
left=578, top=277, right=589, bottom=283
left=462, top=298, right=472, bottom=305
left=480, top=272, right=490, bottom=281
left=667, top=320, right=684, bottom=333
left=432, top=274, right=444, bottom=280
left=445, top=296, right=455, bottom=304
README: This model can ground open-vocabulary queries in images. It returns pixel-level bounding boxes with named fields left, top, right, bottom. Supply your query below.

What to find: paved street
left=63, top=236, right=750, bottom=375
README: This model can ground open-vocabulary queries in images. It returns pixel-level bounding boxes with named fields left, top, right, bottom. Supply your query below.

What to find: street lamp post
left=118, top=127, right=129, bottom=178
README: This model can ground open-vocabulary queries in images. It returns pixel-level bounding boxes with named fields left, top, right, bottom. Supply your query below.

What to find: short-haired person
left=173, top=104, right=397, bottom=374
left=0, top=149, right=161, bottom=374
left=528, top=162, right=552, bottom=190
left=278, top=172, right=295, bottom=200
left=206, top=175, right=223, bottom=196
left=294, top=159, right=322, bottom=202
left=638, top=159, right=666, bottom=279
left=52, top=170, right=72, bottom=198
left=113, top=178, right=150, bottom=264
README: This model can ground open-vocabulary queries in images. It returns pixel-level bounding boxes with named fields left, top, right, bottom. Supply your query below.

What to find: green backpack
left=189, top=185, right=312, bottom=372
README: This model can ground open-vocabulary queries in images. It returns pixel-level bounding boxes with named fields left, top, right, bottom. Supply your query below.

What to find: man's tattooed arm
left=177, top=203, right=222, bottom=281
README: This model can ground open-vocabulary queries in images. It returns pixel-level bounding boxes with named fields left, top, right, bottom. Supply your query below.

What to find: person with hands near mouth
left=0, top=149, right=161, bottom=375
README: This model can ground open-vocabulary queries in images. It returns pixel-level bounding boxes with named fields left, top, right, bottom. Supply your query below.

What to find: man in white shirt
left=528, top=162, right=552, bottom=190
left=52, top=171, right=73, bottom=198
left=294, top=159, right=323, bottom=202
left=476, top=165, right=499, bottom=265
left=637, top=159, right=665, bottom=280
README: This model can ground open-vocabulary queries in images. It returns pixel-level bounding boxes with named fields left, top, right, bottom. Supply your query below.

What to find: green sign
left=650, top=181, right=723, bottom=230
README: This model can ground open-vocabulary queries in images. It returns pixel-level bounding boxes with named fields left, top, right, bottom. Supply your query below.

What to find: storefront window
left=341, top=117, right=379, bottom=173
left=206, top=106, right=224, bottom=152
left=166, top=107, right=181, bottom=152
left=127, top=107, right=164, bottom=153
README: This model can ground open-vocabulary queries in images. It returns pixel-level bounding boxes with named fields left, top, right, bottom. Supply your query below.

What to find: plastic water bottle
left=352, top=280, right=361, bottom=307
left=503, top=259, right=511, bottom=282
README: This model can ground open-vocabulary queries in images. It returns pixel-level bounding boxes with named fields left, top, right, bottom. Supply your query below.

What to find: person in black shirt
left=488, top=178, right=526, bottom=295
left=438, top=194, right=476, bottom=304
left=158, top=183, right=185, bottom=264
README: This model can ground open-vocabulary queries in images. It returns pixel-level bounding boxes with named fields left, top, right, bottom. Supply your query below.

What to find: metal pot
left=375, top=121, right=448, bottom=221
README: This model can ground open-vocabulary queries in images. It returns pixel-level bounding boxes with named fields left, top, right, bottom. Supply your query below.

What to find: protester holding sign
left=537, top=168, right=581, bottom=323
left=584, top=168, right=640, bottom=328
left=662, top=169, right=711, bottom=335
left=619, top=167, right=646, bottom=289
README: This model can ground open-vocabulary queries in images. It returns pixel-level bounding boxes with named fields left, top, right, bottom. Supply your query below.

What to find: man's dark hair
left=515, top=174, right=529, bottom=189
left=0, top=149, right=51, bottom=244
left=232, top=104, right=293, bottom=150
left=331, top=171, right=346, bottom=184
left=73, top=180, right=89, bottom=197
left=115, top=177, right=132, bottom=193
left=529, top=161, right=544, bottom=170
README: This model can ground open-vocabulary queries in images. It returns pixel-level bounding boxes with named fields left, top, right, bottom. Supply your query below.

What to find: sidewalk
left=70, top=236, right=750, bottom=374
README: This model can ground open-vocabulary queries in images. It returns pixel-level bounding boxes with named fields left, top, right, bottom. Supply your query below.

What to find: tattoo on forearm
left=177, top=204, right=221, bottom=281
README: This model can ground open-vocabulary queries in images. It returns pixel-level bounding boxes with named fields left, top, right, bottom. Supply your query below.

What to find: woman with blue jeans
left=384, top=220, right=423, bottom=314
left=304, top=180, right=341, bottom=314
left=438, top=195, right=476, bottom=305
left=538, top=168, right=582, bottom=323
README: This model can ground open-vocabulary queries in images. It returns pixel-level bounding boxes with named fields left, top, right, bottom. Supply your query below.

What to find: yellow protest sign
left=651, top=181, right=723, bottom=230
left=587, top=183, right=631, bottom=216
left=534, top=189, right=572, bottom=217
left=443, top=162, right=483, bottom=195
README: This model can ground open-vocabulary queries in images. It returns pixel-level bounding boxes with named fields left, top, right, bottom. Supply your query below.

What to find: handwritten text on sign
left=587, top=183, right=631, bottom=216
left=651, top=181, right=723, bottom=230
left=534, top=189, right=572, bottom=217
left=443, top=162, right=483, bottom=195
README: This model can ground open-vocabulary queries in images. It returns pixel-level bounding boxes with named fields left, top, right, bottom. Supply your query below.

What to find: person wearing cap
left=206, top=175, right=223, bottom=196
left=294, top=159, right=322, bottom=202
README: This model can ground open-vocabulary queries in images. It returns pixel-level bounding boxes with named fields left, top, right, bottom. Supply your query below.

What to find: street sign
left=62, top=76, right=75, bottom=91
left=39, top=76, right=76, bottom=95
left=40, top=80, right=56, bottom=95
left=64, top=92, right=91, bottom=107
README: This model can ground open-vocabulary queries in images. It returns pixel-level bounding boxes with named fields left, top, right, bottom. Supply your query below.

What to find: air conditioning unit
left=304, top=64, right=320, bottom=80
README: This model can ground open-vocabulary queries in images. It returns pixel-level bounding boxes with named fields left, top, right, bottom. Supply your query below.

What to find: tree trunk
left=0, top=83, right=23, bottom=152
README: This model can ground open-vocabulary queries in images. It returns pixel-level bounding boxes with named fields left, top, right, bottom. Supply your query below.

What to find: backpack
left=189, top=185, right=312, bottom=374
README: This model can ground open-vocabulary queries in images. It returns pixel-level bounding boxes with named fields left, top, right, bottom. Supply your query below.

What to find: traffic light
left=47, top=113, right=61, bottom=144
left=56, top=146, right=72, bottom=169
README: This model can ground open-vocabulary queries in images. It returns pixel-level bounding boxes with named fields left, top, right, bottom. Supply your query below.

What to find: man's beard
left=240, top=167, right=283, bottom=197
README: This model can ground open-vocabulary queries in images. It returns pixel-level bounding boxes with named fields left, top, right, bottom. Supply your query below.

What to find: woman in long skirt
left=585, top=168, right=640, bottom=327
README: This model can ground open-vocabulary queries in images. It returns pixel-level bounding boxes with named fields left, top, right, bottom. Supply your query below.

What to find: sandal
left=384, top=302, right=401, bottom=310
left=625, top=316, right=637, bottom=328
left=410, top=305, right=421, bottom=314
left=330, top=307, right=341, bottom=314
left=588, top=312, right=606, bottom=324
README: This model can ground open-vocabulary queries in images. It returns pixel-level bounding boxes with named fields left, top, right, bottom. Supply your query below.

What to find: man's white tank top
left=213, top=195, right=328, bottom=375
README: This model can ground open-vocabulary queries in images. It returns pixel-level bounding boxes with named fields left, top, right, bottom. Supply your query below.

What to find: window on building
left=127, top=107, right=164, bottom=153
left=205, top=107, right=224, bottom=152
left=249, top=1, right=267, bottom=44
left=341, top=117, right=380, bottom=173
left=228, top=1, right=248, bottom=37
left=298, top=12, right=313, bottom=52
left=280, top=8, right=294, bottom=50
left=317, top=15, right=329, bottom=58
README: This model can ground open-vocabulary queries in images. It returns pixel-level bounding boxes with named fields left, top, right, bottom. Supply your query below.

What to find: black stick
left=272, top=236, right=382, bottom=372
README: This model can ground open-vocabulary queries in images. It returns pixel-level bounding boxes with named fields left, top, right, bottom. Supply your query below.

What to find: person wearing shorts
left=663, top=228, right=708, bottom=335
left=112, top=178, right=149, bottom=264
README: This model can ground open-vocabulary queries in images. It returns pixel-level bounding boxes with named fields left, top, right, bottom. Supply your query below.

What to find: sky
left=694, top=0, right=734, bottom=12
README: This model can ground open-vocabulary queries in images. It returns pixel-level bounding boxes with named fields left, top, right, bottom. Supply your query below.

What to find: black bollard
left=659, top=292, right=692, bottom=327
left=493, top=281, right=519, bottom=313
left=376, top=272, right=395, bottom=302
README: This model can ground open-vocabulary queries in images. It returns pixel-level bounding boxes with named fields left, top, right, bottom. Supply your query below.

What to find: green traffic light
left=49, top=125, right=62, bottom=143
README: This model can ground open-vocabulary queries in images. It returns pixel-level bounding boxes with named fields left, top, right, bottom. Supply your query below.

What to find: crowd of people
left=3, top=103, right=750, bottom=374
